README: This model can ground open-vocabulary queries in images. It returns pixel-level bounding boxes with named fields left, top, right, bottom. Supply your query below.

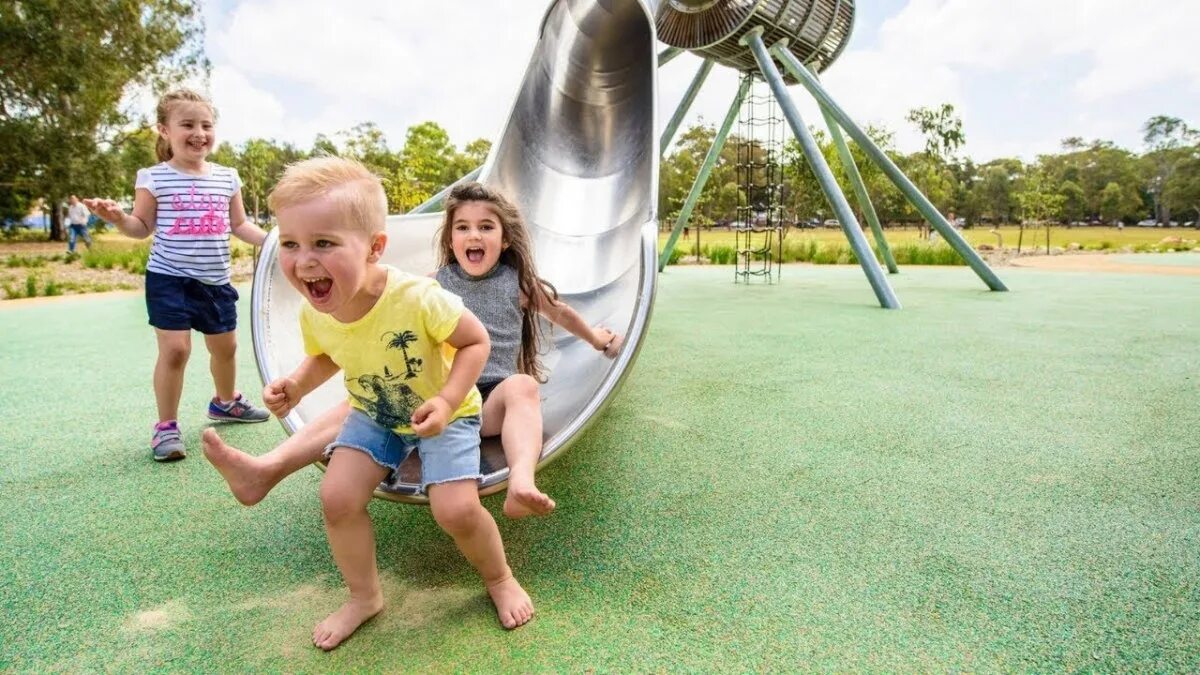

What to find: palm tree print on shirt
left=383, top=330, right=423, bottom=379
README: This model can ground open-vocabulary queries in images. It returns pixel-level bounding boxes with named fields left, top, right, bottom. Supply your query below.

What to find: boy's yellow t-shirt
left=300, top=265, right=482, bottom=435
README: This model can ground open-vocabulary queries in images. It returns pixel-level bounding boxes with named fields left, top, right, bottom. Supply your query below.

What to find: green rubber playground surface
left=2, top=264, right=1198, bottom=671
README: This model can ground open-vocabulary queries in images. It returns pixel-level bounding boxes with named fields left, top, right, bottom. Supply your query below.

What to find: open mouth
left=304, top=277, right=333, bottom=300
left=465, top=247, right=485, bottom=264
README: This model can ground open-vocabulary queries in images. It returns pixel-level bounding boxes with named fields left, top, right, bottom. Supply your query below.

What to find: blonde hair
left=268, top=157, right=387, bottom=234
left=155, top=88, right=216, bottom=162
left=438, top=182, right=558, bottom=382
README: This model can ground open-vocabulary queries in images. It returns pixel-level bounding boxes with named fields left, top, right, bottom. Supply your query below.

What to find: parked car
left=1135, top=219, right=1157, bottom=227
left=823, top=219, right=840, bottom=227
left=1184, top=221, right=1195, bottom=228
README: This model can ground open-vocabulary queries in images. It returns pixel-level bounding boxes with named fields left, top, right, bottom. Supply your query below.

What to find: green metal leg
left=743, top=28, right=900, bottom=309
left=799, top=62, right=898, bottom=274
left=657, top=77, right=751, bottom=273
left=661, top=59, right=715, bottom=156
left=772, top=45, right=1007, bottom=292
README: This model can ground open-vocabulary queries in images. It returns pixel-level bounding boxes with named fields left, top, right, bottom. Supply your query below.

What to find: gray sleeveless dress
left=435, top=262, right=522, bottom=396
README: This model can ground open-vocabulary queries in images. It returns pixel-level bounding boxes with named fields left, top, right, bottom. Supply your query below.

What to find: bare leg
left=482, top=375, right=555, bottom=519
left=311, top=448, right=390, bottom=651
left=428, top=480, right=534, bottom=629
left=203, top=401, right=349, bottom=505
left=153, top=329, right=191, bottom=423
left=204, top=331, right=237, bottom=403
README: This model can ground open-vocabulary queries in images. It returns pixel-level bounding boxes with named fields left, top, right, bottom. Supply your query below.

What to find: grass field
left=2, top=264, right=1198, bottom=670
left=663, top=225, right=1198, bottom=253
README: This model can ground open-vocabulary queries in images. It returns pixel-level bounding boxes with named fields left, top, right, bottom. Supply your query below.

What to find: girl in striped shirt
left=86, top=89, right=270, bottom=461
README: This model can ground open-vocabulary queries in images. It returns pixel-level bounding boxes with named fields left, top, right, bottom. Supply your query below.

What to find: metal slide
left=250, top=0, right=660, bottom=503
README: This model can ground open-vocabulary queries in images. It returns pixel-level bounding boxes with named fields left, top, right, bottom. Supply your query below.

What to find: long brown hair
left=155, top=88, right=216, bottom=162
left=437, top=182, right=558, bottom=382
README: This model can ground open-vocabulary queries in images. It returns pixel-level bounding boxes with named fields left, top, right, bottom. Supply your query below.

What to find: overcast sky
left=196, top=0, right=1200, bottom=162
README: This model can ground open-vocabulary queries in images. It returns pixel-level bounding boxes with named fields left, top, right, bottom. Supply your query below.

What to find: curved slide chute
left=250, top=0, right=660, bottom=503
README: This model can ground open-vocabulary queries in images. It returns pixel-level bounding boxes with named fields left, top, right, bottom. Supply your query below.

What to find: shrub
left=2, top=282, right=21, bottom=299
left=665, top=246, right=686, bottom=265
left=83, top=244, right=150, bottom=273
left=0, top=228, right=51, bottom=243
left=781, top=239, right=819, bottom=263
left=42, top=278, right=61, bottom=296
left=890, top=243, right=965, bottom=266
left=811, top=244, right=845, bottom=265
left=25, top=274, right=38, bottom=298
left=706, top=244, right=736, bottom=265
left=5, top=254, right=48, bottom=268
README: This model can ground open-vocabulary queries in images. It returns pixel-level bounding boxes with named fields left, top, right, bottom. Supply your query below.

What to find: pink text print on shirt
left=166, top=187, right=230, bottom=235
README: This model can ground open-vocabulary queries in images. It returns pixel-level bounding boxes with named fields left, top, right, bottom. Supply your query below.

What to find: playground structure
left=654, top=0, right=1007, bottom=307
left=733, top=74, right=786, bottom=284
left=250, top=0, right=1008, bottom=502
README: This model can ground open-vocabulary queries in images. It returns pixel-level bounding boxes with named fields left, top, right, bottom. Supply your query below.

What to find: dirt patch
left=122, top=600, right=193, bottom=634
left=1011, top=253, right=1200, bottom=277
left=0, top=256, right=255, bottom=301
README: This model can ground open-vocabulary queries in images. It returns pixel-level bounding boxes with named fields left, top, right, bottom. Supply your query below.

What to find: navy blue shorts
left=145, top=271, right=238, bottom=334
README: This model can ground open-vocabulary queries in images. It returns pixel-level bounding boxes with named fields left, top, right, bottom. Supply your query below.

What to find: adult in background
left=66, top=195, right=93, bottom=253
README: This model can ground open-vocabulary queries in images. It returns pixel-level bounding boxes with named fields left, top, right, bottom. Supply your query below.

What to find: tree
left=310, top=133, right=339, bottom=158
left=0, top=0, right=207, bottom=239
left=1099, top=181, right=1132, bottom=223
left=1163, top=155, right=1200, bottom=224
left=906, top=104, right=965, bottom=164
left=658, top=123, right=741, bottom=226
left=1014, top=167, right=1065, bottom=252
left=972, top=158, right=1023, bottom=224
left=1059, top=180, right=1086, bottom=224
left=1142, top=115, right=1198, bottom=224
left=236, top=138, right=304, bottom=222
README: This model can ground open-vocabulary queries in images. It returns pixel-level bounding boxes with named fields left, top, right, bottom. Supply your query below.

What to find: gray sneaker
left=151, top=423, right=186, bottom=462
left=207, top=393, right=270, bottom=423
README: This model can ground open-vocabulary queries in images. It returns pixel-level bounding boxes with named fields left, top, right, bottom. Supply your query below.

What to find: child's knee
left=207, top=334, right=237, bottom=359
left=508, top=374, right=540, bottom=403
left=320, top=482, right=369, bottom=524
left=159, top=342, right=191, bottom=368
left=431, top=497, right=483, bottom=535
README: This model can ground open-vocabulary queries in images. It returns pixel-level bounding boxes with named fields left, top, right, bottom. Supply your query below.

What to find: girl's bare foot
left=487, top=575, right=534, bottom=629
left=502, top=483, right=556, bottom=519
left=201, top=428, right=274, bottom=506
left=312, top=595, right=384, bottom=651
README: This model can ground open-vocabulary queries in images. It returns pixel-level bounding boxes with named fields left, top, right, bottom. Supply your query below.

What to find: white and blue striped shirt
left=136, top=162, right=242, bottom=285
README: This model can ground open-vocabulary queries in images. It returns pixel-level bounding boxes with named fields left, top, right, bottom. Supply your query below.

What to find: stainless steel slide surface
left=250, top=0, right=659, bottom=502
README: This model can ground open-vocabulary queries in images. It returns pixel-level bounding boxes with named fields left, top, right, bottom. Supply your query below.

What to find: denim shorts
left=145, top=271, right=238, bottom=334
left=325, top=408, right=482, bottom=491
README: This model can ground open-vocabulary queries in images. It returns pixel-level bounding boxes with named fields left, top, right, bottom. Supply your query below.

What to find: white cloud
left=197, top=0, right=1200, bottom=162
left=210, top=67, right=286, bottom=143
left=204, top=0, right=548, bottom=150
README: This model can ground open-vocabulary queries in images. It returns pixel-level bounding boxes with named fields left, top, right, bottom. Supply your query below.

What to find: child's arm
left=410, top=308, right=489, bottom=438
left=533, top=290, right=622, bottom=358
left=83, top=189, right=156, bottom=239
left=263, top=353, right=340, bottom=418
left=228, top=191, right=267, bottom=246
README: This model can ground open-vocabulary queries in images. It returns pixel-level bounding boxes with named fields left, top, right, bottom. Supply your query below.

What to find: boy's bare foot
left=503, top=483, right=556, bottom=519
left=201, top=428, right=274, bottom=506
left=312, top=595, right=384, bottom=651
left=487, top=575, right=534, bottom=629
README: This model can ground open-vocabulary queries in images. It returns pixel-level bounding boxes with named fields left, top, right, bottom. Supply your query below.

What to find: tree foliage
left=0, top=0, right=207, bottom=236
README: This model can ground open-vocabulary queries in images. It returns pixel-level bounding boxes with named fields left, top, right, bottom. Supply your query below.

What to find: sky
left=194, top=0, right=1200, bottom=162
